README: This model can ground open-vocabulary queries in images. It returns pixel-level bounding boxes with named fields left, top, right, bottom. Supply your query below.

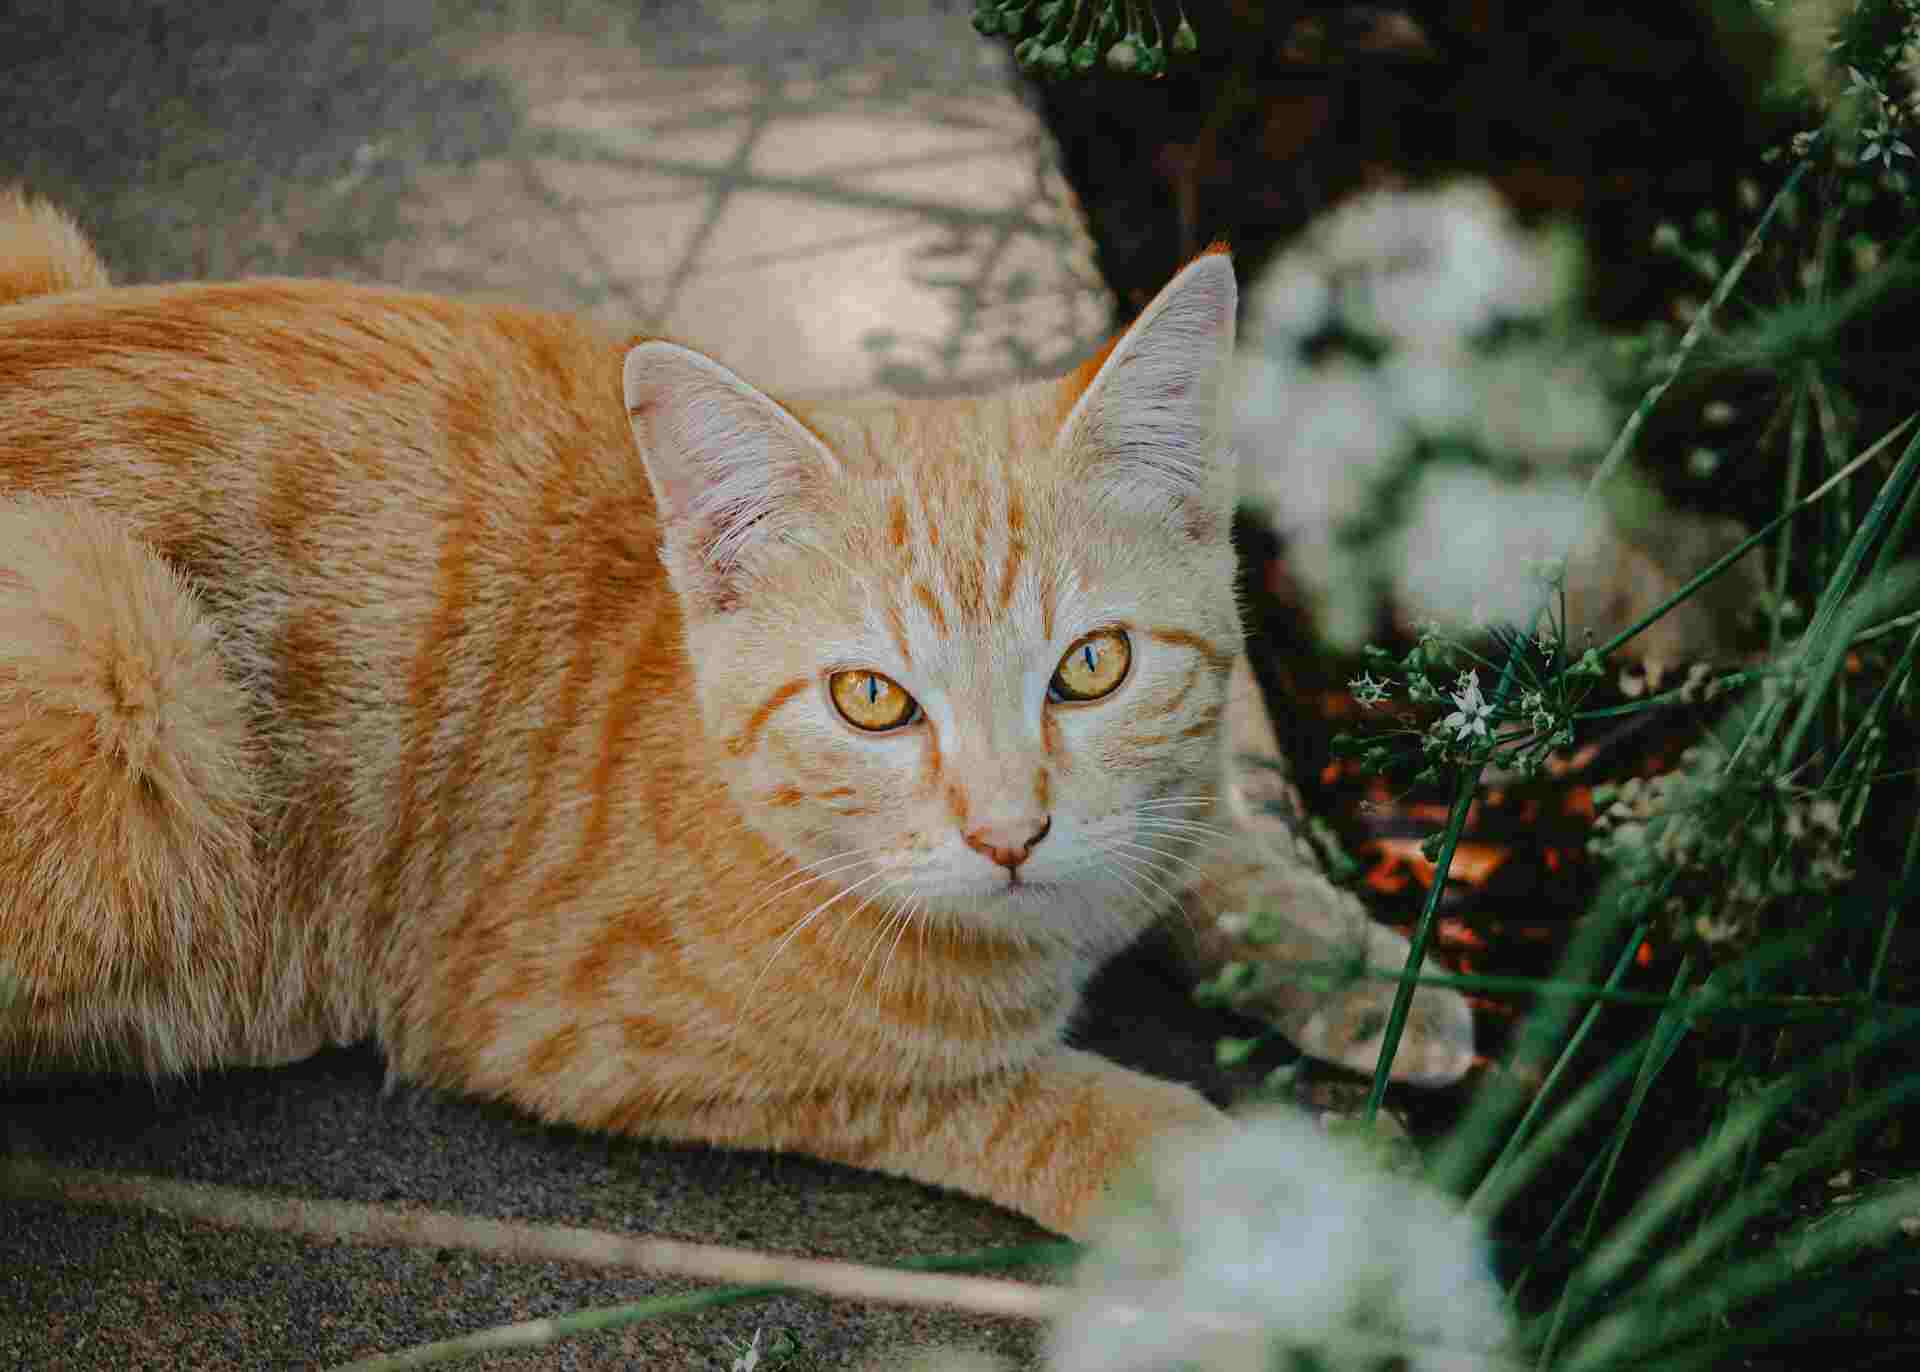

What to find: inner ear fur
left=624, top=341, right=841, bottom=613
left=1054, top=252, right=1238, bottom=537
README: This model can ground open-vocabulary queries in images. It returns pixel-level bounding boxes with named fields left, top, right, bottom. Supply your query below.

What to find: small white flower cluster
left=1049, top=1112, right=1511, bottom=1372
left=1589, top=745, right=1855, bottom=955
left=1442, top=670, right=1495, bottom=743
left=1233, top=181, right=1615, bottom=648
left=1846, top=62, right=1916, bottom=167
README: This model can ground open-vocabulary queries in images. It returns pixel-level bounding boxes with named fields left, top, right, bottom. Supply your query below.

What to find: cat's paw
left=1177, top=828, right=1476, bottom=1087
left=1263, top=916, right=1477, bottom=1088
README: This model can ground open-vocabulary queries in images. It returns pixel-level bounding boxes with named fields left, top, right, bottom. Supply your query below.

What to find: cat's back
left=0, top=271, right=696, bottom=1063
left=0, top=276, right=664, bottom=689
left=0, top=277, right=641, bottom=535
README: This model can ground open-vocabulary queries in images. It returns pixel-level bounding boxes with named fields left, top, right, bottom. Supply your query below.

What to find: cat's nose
left=964, top=816, right=1051, bottom=871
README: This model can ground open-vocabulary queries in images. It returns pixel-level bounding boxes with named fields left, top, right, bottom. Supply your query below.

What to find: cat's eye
left=828, top=669, right=920, bottom=731
left=1049, top=628, right=1131, bottom=704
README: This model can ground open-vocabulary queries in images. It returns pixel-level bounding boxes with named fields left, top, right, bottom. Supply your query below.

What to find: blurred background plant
left=1193, top=0, right=1920, bottom=1367
left=971, top=0, right=1204, bottom=79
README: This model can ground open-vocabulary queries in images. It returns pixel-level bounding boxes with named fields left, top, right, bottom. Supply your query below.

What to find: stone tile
left=746, top=111, right=1015, bottom=178
left=588, top=69, right=764, bottom=127
left=386, top=162, right=561, bottom=292
left=526, top=98, right=755, bottom=166
left=398, top=158, right=541, bottom=230
left=570, top=284, right=663, bottom=339
left=661, top=226, right=961, bottom=397
left=980, top=228, right=1107, bottom=300
left=530, top=156, right=704, bottom=209
left=974, top=285, right=1111, bottom=352
left=572, top=194, right=715, bottom=281
left=844, top=143, right=1047, bottom=214
left=695, top=190, right=913, bottom=270
left=459, top=34, right=758, bottom=115
left=907, top=90, right=1045, bottom=136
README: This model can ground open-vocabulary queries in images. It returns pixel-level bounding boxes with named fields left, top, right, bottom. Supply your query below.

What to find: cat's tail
left=0, top=496, right=266, bottom=1073
left=0, top=187, right=110, bottom=307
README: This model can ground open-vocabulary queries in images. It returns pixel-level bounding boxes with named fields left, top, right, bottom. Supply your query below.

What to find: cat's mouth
left=984, top=872, right=1076, bottom=906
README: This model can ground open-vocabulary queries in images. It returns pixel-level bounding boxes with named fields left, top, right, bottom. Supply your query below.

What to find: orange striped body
left=0, top=195, right=1472, bottom=1234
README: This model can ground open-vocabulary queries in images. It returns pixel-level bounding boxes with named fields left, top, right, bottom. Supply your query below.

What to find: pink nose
left=964, top=817, right=1052, bottom=871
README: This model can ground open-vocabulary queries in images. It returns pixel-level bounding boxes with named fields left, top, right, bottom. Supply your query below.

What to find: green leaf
left=1215, top=1035, right=1261, bottom=1068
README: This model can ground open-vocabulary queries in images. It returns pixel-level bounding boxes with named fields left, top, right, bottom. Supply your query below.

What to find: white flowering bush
left=1049, top=1113, right=1511, bottom=1372
left=1232, top=181, right=1615, bottom=649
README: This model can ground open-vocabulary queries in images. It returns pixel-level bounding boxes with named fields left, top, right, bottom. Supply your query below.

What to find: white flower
left=1233, top=179, right=1609, bottom=652
left=1390, top=467, right=1587, bottom=635
left=1235, top=356, right=1404, bottom=527
left=1465, top=349, right=1614, bottom=468
left=1379, top=345, right=1477, bottom=440
left=1048, top=1112, right=1511, bottom=1372
left=1312, top=182, right=1567, bottom=347
left=1350, top=671, right=1392, bottom=708
left=1444, top=671, right=1494, bottom=742
left=1248, top=259, right=1332, bottom=344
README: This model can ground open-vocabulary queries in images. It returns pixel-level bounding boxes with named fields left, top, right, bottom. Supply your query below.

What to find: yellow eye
left=1050, top=628, right=1131, bottom=703
left=828, top=669, right=920, bottom=731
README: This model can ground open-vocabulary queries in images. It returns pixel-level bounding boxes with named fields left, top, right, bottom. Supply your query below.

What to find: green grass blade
left=1558, top=1176, right=1920, bottom=1372
left=1363, top=766, right=1478, bottom=1122
left=1466, top=927, right=1650, bottom=1212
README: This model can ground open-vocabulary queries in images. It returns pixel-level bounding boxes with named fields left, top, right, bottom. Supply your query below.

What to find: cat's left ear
left=625, top=341, right=842, bottom=614
left=1055, top=249, right=1236, bottom=538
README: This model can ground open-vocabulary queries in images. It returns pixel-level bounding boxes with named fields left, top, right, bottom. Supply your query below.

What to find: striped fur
left=0, top=192, right=1470, bottom=1234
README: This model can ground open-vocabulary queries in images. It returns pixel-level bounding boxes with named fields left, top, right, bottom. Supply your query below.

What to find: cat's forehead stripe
left=1145, top=626, right=1235, bottom=674
left=995, top=487, right=1026, bottom=616
left=728, top=676, right=810, bottom=758
left=912, top=582, right=949, bottom=636
left=884, top=600, right=913, bottom=665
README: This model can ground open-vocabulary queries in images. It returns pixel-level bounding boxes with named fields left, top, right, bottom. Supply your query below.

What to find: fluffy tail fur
left=0, top=497, right=265, bottom=1071
left=0, top=187, right=110, bottom=306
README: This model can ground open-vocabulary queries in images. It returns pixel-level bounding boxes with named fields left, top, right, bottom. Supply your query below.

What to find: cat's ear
left=624, top=341, right=842, bottom=614
left=1055, top=249, right=1236, bottom=538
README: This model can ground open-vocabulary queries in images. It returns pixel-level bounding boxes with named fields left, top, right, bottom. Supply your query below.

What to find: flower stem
left=1363, top=765, right=1477, bottom=1122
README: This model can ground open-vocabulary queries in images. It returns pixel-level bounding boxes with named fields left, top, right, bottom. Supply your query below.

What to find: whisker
left=745, top=864, right=900, bottom=1008
left=842, top=882, right=919, bottom=1021
left=1132, top=814, right=1232, bottom=834
left=1095, top=857, right=1167, bottom=916
left=1108, top=837, right=1208, bottom=883
left=1090, top=840, right=1185, bottom=912
left=729, top=847, right=892, bottom=929
left=873, top=894, right=925, bottom=1006
left=1107, top=845, right=1208, bottom=930
left=1121, top=821, right=1228, bottom=851
left=878, top=896, right=921, bottom=996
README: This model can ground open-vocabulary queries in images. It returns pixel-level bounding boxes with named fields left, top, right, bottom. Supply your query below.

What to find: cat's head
left=625, top=254, right=1240, bottom=953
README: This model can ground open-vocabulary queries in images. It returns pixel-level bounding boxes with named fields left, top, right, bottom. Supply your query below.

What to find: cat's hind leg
left=0, top=496, right=264, bottom=1072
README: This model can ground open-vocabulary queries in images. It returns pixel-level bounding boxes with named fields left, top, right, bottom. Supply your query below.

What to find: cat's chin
left=918, top=875, right=1159, bottom=954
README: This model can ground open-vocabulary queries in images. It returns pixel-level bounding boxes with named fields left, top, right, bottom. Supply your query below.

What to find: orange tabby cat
left=0, top=189, right=1471, bottom=1235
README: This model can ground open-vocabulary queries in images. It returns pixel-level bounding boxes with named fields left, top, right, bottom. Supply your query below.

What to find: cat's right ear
left=624, top=342, right=842, bottom=615
left=1052, top=249, right=1237, bottom=540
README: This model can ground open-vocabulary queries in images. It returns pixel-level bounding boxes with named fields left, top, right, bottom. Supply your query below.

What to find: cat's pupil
left=1082, top=644, right=1097, bottom=672
left=865, top=675, right=879, bottom=704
